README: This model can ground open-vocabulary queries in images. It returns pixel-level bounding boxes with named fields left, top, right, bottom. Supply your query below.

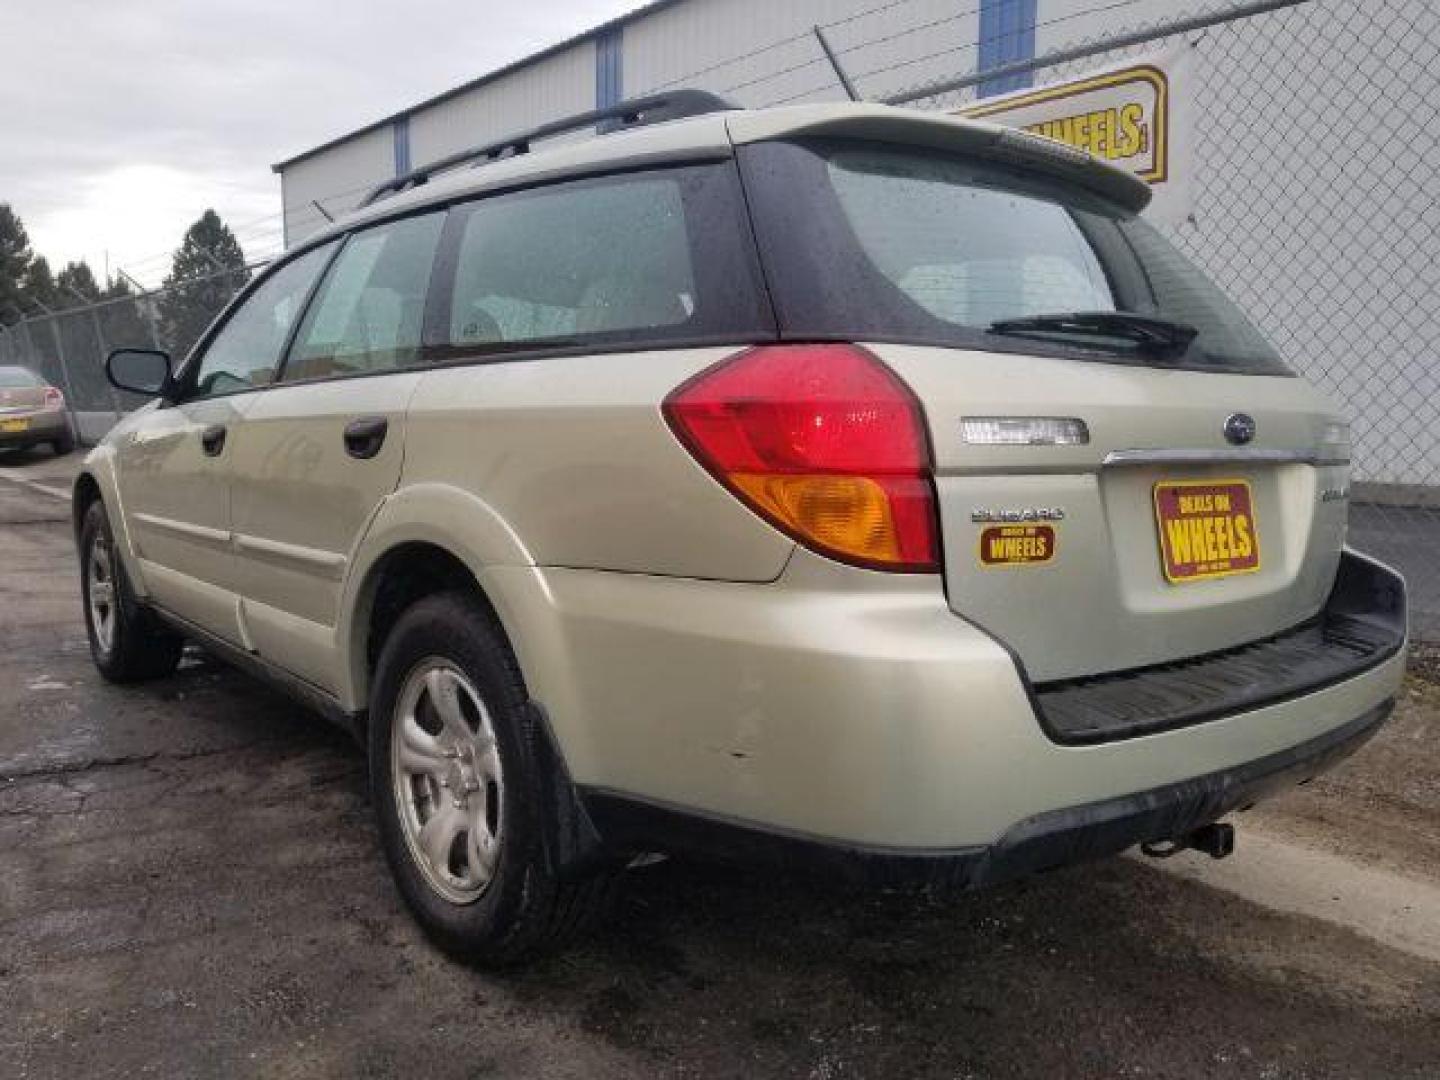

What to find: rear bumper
left=0, top=411, right=67, bottom=447
left=581, top=699, right=1393, bottom=886
left=484, top=547, right=1406, bottom=854
left=1032, top=548, right=1407, bottom=743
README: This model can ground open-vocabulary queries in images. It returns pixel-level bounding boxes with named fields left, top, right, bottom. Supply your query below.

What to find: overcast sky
left=1, top=0, right=640, bottom=289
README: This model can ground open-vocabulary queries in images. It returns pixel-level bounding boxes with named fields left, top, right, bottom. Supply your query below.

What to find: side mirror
left=107, top=348, right=174, bottom=397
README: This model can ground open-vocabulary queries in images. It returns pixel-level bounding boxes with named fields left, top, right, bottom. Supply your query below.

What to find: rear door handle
left=343, top=415, right=388, bottom=460
left=200, top=424, right=227, bottom=457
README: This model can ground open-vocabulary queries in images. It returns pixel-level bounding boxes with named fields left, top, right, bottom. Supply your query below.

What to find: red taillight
left=663, top=344, right=940, bottom=572
left=44, top=387, right=64, bottom=409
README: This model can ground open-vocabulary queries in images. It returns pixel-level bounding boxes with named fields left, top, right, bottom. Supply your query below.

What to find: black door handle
left=343, top=415, right=388, bottom=460
left=200, top=424, right=227, bottom=456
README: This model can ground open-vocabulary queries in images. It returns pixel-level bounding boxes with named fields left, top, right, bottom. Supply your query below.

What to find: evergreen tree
left=102, top=274, right=135, bottom=301
left=0, top=204, right=33, bottom=325
left=56, top=261, right=102, bottom=307
left=156, top=210, right=250, bottom=359
left=97, top=273, right=155, bottom=354
left=20, top=256, right=59, bottom=313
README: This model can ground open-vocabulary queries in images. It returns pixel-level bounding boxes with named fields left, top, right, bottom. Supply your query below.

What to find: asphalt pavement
left=2, top=447, right=1439, bottom=1080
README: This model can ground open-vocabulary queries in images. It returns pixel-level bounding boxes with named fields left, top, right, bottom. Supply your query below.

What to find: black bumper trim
left=581, top=699, right=1394, bottom=889
left=1030, top=550, right=1407, bottom=745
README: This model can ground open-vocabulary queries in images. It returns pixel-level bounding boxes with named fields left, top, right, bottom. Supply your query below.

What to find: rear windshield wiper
left=987, top=311, right=1200, bottom=357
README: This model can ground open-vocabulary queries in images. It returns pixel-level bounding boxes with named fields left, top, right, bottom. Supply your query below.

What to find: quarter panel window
left=283, top=213, right=444, bottom=382
left=441, top=165, right=772, bottom=353
left=189, top=244, right=335, bottom=398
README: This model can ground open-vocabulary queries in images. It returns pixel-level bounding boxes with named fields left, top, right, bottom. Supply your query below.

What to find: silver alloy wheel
left=87, top=532, right=117, bottom=657
left=391, top=658, right=505, bottom=904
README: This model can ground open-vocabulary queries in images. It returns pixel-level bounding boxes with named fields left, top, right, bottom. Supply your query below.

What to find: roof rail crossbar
left=359, top=89, right=738, bottom=208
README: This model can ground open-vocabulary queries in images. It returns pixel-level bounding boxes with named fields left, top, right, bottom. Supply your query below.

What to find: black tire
left=368, top=591, right=616, bottom=966
left=52, top=431, right=76, bottom=456
left=79, top=499, right=184, bottom=683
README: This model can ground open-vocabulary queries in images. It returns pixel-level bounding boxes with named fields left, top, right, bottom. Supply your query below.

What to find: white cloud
left=33, top=165, right=282, bottom=288
left=3, top=0, right=643, bottom=287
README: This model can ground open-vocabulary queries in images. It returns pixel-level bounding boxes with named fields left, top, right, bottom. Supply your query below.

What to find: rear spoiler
left=725, top=103, right=1152, bottom=214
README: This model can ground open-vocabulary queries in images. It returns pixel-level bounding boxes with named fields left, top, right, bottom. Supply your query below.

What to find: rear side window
left=741, top=141, right=1289, bottom=375
left=435, top=164, right=773, bottom=356
left=283, top=212, right=444, bottom=382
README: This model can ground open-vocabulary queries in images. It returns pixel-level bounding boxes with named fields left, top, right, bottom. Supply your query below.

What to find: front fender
left=74, top=443, right=151, bottom=600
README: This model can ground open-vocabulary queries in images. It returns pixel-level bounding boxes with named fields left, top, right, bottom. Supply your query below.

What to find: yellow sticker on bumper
left=978, top=524, right=1056, bottom=567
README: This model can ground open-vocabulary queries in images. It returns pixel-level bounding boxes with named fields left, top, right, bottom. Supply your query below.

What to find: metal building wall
left=408, top=43, right=595, bottom=165
left=276, top=0, right=995, bottom=243
left=279, top=126, right=393, bottom=247
left=622, top=0, right=976, bottom=106
left=1033, top=0, right=1213, bottom=51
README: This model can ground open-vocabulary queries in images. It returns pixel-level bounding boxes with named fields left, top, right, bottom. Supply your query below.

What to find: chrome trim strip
left=1102, top=448, right=1350, bottom=468
left=132, top=512, right=231, bottom=547
left=232, top=531, right=348, bottom=577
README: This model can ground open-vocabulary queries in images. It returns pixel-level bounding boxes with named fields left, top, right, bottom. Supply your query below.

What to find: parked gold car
left=0, top=365, right=75, bottom=455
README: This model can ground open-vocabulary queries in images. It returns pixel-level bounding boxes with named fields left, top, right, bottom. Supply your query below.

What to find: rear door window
left=740, top=141, right=1290, bottom=375
left=282, top=212, right=444, bottom=382
left=435, top=164, right=773, bottom=356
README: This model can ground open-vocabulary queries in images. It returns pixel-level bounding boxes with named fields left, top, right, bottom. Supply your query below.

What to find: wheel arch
left=72, top=452, right=150, bottom=598
left=339, top=483, right=536, bottom=715
left=72, top=470, right=102, bottom=542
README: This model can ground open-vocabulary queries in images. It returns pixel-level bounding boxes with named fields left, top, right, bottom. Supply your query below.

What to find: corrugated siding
left=408, top=43, right=595, bottom=165
left=280, top=126, right=393, bottom=245
left=623, top=0, right=976, bottom=108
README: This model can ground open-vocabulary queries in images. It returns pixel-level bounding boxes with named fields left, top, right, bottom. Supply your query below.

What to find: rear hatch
left=878, top=346, right=1347, bottom=680
left=735, top=121, right=1352, bottom=682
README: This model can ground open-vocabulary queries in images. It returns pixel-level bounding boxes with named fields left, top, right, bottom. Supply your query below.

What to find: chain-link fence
left=1, top=0, right=1435, bottom=638
left=0, top=261, right=257, bottom=441
left=884, top=0, right=1439, bottom=639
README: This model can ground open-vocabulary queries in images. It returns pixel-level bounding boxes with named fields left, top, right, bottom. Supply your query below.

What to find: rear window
left=740, top=141, right=1289, bottom=375
left=433, top=163, right=773, bottom=357
left=0, top=366, right=42, bottom=388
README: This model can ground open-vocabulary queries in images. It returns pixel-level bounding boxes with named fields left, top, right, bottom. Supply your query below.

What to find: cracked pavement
left=2, top=448, right=1439, bottom=1080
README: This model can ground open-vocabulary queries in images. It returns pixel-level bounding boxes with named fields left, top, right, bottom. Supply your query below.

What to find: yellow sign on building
left=956, top=46, right=1193, bottom=223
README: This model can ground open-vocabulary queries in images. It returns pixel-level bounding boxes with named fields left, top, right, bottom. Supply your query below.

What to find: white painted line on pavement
left=0, top=471, right=71, bottom=501
left=1139, top=827, right=1440, bottom=964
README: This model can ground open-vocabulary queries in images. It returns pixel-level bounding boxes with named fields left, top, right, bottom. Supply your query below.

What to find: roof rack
left=359, top=89, right=738, bottom=208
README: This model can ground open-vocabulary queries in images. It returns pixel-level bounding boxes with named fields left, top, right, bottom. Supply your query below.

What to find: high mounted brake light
left=663, top=344, right=940, bottom=572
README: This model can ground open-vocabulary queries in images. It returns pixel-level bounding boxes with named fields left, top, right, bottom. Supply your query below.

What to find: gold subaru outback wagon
left=77, top=93, right=1406, bottom=965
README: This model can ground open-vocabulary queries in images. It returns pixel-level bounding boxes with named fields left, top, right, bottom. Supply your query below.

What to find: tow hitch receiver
left=1141, top=822, right=1236, bottom=861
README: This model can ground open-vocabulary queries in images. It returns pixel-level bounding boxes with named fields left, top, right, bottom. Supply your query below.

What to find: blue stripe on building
left=978, top=0, right=1037, bottom=98
left=595, top=27, right=624, bottom=109
left=393, top=115, right=412, bottom=176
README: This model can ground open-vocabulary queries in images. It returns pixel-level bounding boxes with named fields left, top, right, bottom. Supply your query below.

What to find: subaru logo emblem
left=1224, top=413, right=1257, bottom=445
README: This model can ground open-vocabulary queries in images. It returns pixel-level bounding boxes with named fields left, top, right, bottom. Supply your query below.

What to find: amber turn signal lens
left=731, top=473, right=903, bottom=564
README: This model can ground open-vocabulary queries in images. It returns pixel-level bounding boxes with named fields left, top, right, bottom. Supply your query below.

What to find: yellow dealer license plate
left=1154, top=479, right=1260, bottom=583
left=0, top=418, right=29, bottom=433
